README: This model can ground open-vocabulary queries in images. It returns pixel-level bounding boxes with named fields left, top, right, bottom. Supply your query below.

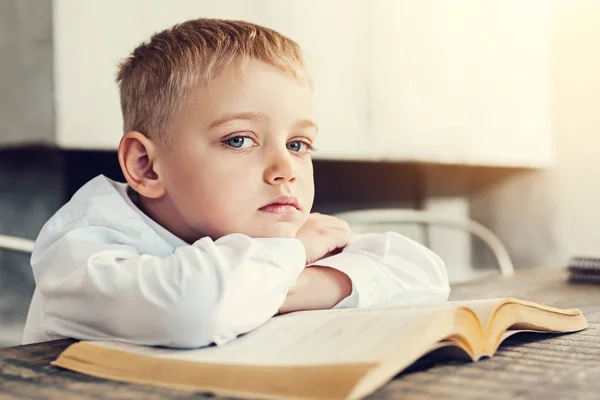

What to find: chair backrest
left=334, top=209, right=515, bottom=277
left=0, top=234, right=35, bottom=254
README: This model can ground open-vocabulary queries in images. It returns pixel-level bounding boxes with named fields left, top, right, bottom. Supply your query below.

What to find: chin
left=259, top=223, right=300, bottom=239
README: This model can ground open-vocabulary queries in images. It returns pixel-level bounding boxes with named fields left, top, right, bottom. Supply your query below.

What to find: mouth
left=260, top=196, right=300, bottom=214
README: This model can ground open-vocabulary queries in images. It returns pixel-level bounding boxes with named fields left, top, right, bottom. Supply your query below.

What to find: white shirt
left=22, top=175, right=450, bottom=348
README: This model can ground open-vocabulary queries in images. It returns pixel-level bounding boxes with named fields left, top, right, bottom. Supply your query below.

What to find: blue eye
left=287, top=141, right=313, bottom=153
left=224, top=136, right=254, bottom=149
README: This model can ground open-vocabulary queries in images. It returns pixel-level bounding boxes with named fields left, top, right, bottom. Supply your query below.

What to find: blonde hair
left=117, top=18, right=308, bottom=145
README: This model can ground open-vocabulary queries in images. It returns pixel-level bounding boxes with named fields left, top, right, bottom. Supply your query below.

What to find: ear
left=118, top=131, right=166, bottom=199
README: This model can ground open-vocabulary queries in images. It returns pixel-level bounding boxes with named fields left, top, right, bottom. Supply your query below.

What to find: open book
left=52, top=298, right=587, bottom=400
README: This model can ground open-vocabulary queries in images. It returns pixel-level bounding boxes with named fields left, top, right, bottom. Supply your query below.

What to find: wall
left=0, top=0, right=54, bottom=146
left=471, top=0, right=600, bottom=268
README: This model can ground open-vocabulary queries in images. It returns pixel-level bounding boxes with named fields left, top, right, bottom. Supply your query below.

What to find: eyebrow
left=208, top=111, right=318, bottom=133
left=208, top=111, right=269, bottom=129
left=293, top=119, right=319, bottom=134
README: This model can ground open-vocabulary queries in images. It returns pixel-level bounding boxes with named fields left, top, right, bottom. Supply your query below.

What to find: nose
left=263, top=148, right=296, bottom=185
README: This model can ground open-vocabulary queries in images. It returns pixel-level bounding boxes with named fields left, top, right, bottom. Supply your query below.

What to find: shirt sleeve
left=31, top=226, right=305, bottom=348
left=308, top=232, right=450, bottom=309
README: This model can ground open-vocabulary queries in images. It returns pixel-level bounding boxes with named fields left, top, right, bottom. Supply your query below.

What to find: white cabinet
left=40, top=1, right=555, bottom=167
left=368, top=0, right=553, bottom=167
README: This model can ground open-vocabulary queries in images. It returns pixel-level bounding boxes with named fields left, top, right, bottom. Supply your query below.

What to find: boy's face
left=156, top=60, right=316, bottom=241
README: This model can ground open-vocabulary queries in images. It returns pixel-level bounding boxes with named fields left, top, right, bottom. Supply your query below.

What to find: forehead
left=185, top=60, right=314, bottom=128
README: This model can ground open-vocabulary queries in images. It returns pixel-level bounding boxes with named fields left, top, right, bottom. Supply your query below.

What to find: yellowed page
left=444, top=298, right=505, bottom=325
left=87, top=305, right=460, bottom=367
left=482, top=298, right=588, bottom=355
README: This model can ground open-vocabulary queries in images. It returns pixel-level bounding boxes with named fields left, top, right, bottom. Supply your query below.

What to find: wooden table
left=1, top=268, right=599, bottom=399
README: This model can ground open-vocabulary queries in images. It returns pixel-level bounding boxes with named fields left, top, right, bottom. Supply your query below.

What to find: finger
left=327, top=217, right=352, bottom=233
left=330, top=228, right=351, bottom=249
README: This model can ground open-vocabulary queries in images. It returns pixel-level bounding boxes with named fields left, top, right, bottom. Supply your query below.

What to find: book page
left=447, top=298, right=505, bottom=326
left=90, top=306, right=459, bottom=367
left=454, top=298, right=585, bottom=336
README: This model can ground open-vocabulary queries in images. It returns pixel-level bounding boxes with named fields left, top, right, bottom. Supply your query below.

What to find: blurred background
left=1, top=0, right=599, bottom=346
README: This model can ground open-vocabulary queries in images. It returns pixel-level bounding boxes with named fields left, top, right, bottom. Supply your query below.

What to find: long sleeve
left=309, top=232, right=450, bottom=309
left=31, top=226, right=305, bottom=348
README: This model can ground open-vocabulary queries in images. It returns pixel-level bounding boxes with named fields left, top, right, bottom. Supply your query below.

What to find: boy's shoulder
left=31, top=175, right=182, bottom=268
left=38, top=175, right=147, bottom=241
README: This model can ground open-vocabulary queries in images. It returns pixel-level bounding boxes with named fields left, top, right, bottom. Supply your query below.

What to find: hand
left=296, top=213, right=351, bottom=265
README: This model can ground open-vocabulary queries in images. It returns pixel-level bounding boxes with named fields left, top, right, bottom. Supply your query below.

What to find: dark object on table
left=568, top=256, right=600, bottom=283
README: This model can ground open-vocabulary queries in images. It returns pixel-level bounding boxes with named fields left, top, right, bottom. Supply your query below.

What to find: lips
left=260, top=195, right=300, bottom=214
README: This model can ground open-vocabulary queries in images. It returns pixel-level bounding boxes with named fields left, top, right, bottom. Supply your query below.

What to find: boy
left=23, top=19, right=449, bottom=348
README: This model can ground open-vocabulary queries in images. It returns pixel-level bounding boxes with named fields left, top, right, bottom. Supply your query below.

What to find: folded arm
left=308, top=232, right=450, bottom=309
left=277, top=266, right=352, bottom=314
left=32, top=228, right=305, bottom=348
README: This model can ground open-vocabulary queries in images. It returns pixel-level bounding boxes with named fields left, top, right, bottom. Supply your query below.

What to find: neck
left=136, top=193, right=200, bottom=245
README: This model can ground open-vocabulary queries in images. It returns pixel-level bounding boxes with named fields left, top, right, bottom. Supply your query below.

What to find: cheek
left=202, top=177, right=244, bottom=203
left=298, top=161, right=315, bottom=206
left=192, top=172, right=259, bottom=222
